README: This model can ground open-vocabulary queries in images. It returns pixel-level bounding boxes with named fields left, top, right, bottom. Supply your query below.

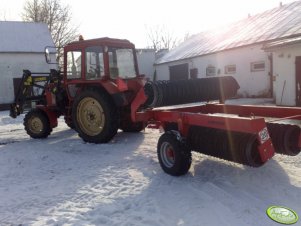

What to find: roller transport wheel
left=164, top=123, right=178, bottom=132
left=157, top=132, right=192, bottom=176
left=72, top=89, right=119, bottom=143
left=24, top=109, right=52, bottom=139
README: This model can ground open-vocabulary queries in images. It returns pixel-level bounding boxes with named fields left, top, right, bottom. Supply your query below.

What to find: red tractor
left=10, top=37, right=301, bottom=176
left=10, top=37, right=146, bottom=143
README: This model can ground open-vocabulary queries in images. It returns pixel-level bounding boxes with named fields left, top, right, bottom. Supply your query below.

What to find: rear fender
left=79, top=82, right=130, bottom=107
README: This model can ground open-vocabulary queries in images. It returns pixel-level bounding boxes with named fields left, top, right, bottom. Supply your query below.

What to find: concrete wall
left=136, top=49, right=155, bottom=80
left=270, top=44, right=301, bottom=106
left=0, top=53, right=56, bottom=104
left=155, top=44, right=271, bottom=97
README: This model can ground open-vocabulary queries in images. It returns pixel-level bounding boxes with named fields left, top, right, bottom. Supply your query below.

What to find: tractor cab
left=58, top=37, right=145, bottom=104
left=63, top=37, right=139, bottom=81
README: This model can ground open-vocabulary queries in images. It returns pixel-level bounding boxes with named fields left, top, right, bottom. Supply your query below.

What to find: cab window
left=108, top=48, right=136, bottom=79
left=85, top=46, right=104, bottom=80
left=66, top=51, right=82, bottom=79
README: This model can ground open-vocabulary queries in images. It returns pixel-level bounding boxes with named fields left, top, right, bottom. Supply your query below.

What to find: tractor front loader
left=10, top=69, right=66, bottom=138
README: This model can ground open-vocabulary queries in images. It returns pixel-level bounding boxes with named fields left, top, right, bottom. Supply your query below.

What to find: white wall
left=271, top=44, right=301, bottom=106
left=0, top=53, right=56, bottom=104
left=136, top=49, right=155, bottom=80
left=155, top=45, right=271, bottom=97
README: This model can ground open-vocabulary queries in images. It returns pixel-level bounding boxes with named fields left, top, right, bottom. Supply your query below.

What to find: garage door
left=169, top=63, right=188, bottom=81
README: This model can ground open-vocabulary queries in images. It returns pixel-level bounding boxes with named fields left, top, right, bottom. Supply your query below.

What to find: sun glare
left=2, top=0, right=297, bottom=48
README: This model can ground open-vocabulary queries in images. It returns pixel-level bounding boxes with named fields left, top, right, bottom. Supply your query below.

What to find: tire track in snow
left=195, top=181, right=269, bottom=226
left=28, top=166, right=152, bottom=225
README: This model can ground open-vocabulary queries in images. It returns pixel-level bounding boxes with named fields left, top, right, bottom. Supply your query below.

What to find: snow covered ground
left=0, top=99, right=300, bottom=226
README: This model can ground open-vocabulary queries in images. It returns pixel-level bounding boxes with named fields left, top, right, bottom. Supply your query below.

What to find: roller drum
left=266, top=123, right=300, bottom=156
left=187, top=126, right=263, bottom=167
left=144, top=76, right=240, bottom=108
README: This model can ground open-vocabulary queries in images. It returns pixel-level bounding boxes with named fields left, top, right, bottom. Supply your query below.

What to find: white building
left=0, top=21, right=55, bottom=110
left=264, top=37, right=301, bottom=106
left=155, top=0, right=301, bottom=105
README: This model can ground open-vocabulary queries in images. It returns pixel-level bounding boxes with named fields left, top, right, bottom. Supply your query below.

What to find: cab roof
left=65, top=37, right=135, bottom=50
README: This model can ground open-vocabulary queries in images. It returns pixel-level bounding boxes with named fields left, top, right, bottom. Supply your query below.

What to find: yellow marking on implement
left=24, top=76, right=33, bottom=86
left=34, top=77, right=47, bottom=82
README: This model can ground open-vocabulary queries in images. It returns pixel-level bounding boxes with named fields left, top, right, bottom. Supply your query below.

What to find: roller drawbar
left=143, top=76, right=240, bottom=108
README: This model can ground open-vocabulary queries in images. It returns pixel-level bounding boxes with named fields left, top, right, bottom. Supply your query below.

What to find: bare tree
left=22, top=0, right=79, bottom=64
left=146, top=25, right=180, bottom=51
left=0, top=9, right=8, bottom=20
left=183, top=32, right=192, bottom=42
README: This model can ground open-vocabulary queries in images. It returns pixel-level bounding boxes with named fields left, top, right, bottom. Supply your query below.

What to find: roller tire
left=241, top=134, right=263, bottom=167
left=24, top=109, right=52, bottom=139
left=72, top=89, right=119, bottom=143
left=283, top=125, right=301, bottom=156
left=157, top=132, right=192, bottom=176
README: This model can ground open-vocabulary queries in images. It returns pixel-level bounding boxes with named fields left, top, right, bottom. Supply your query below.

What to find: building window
left=225, top=65, right=236, bottom=74
left=251, top=61, right=265, bottom=72
left=206, top=66, right=216, bottom=76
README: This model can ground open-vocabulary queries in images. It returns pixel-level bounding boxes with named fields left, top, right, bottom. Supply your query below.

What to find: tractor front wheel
left=24, top=109, right=52, bottom=139
left=157, top=132, right=192, bottom=176
left=72, top=89, right=119, bottom=143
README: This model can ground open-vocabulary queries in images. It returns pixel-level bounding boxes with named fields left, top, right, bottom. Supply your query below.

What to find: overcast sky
left=1, top=0, right=297, bottom=48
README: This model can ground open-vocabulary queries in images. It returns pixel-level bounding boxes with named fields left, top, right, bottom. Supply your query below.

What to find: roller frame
left=131, top=87, right=301, bottom=165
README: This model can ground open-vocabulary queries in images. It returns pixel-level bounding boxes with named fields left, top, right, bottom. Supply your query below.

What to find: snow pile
left=0, top=105, right=300, bottom=225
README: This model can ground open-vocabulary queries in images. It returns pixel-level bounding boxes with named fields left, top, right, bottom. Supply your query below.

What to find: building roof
left=0, top=21, right=54, bottom=53
left=156, top=0, right=301, bottom=65
left=263, top=36, right=301, bottom=50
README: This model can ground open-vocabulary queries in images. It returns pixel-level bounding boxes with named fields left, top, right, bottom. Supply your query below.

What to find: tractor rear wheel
left=64, top=116, right=75, bottom=129
left=72, top=89, right=119, bottom=143
left=157, top=132, right=192, bottom=176
left=24, top=109, right=52, bottom=139
left=120, top=121, right=144, bottom=133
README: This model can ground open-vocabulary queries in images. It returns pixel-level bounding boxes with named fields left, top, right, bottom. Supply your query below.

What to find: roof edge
left=155, top=33, right=301, bottom=65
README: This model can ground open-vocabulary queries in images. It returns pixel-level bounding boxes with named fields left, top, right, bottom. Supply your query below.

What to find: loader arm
left=9, top=69, right=62, bottom=118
